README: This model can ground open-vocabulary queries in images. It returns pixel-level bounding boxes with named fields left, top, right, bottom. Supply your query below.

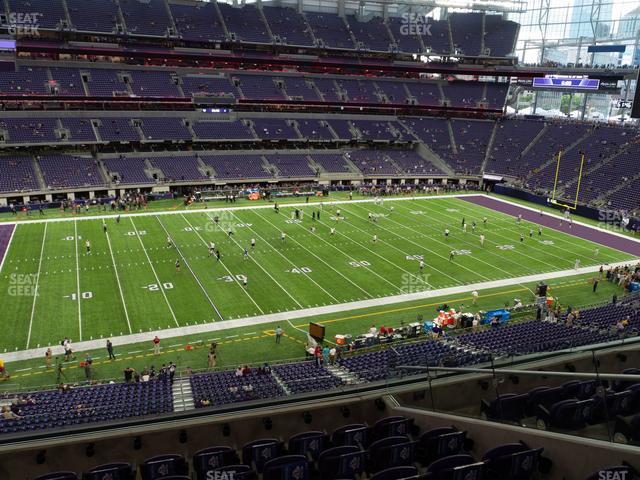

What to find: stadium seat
left=373, top=416, right=413, bottom=439
left=34, top=473, right=78, bottom=480
left=288, top=431, right=328, bottom=460
left=482, top=442, right=543, bottom=480
left=417, top=427, right=467, bottom=465
left=241, top=439, right=282, bottom=473
left=262, top=455, right=309, bottom=480
left=193, top=446, right=239, bottom=480
left=331, top=423, right=369, bottom=447
left=425, top=454, right=484, bottom=480
left=369, top=466, right=420, bottom=480
left=318, top=445, right=366, bottom=479
left=211, top=465, right=256, bottom=480
left=139, top=454, right=189, bottom=480
left=536, top=398, right=595, bottom=430
left=367, top=436, right=416, bottom=472
left=82, top=462, right=134, bottom=480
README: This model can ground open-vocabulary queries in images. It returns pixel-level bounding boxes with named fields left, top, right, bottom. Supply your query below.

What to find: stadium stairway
left=172, top=377, right=196, bottom=412
left=414, top=143, right=455, bottom=176
left=480, top=121, right=498, bottom=174
left=326, top=363, right=366, bottom=386
left=597, top=170, right=640, bottom=205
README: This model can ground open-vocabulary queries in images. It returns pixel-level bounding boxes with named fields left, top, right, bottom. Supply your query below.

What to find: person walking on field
left=152, top=336, right=161, bottom=355
left=275, top=326, right=283, bottom=344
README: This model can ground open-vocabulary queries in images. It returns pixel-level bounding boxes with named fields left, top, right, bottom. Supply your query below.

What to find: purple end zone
left=0, top=224, right=15, bottom=270
left=462, top=195, right=640, bottom=258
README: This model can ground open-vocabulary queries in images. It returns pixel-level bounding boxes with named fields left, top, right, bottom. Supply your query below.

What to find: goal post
left=549, top=150, right=585, bottom=211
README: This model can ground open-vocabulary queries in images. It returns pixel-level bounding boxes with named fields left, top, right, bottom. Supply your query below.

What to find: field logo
left=8, top=273, right=37, bottom=297
left=5, top=12, right=41, bottom=36
left=400, top=13, right=432, bottom=36
left=540, top=240, right=554, bottom=246
left=496, top=244, right=515, bottom=250
left=452, top=249, right=471, bottom=255
left=401, top=272, right=431, bottom=293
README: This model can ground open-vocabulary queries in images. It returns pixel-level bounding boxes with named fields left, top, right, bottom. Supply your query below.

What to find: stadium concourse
left=0, top=0, right=640, bottom=478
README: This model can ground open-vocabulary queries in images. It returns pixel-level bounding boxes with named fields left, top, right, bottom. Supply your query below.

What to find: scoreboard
left=533, top=75, right=600, bottom=90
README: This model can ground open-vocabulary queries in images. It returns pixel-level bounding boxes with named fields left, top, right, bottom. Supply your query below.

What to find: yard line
left=274, top=210, right=404, bottom=294
left=339, top=204, right=494, bottom=282
left=306, top=210, right=440, bottom=288
left=251, top=209, right=374, bottom=299
left=0, top=224, right=16, bottom=273
left=389, top=200, right=561, bottom=272
left=203, top=211, right=304, bottom=309
left=74, top=220, right=83, bottom=341
left=155, top=215, right=225, bottom=321
left=130, top=218, right=179, bottom=328
left=104, top=224, right=133, bottom=335
left=179, top=213, right=264, bottom=315
left=26, top=222, right=48, bottom=349
left=227, top=210, right=340, bottom=303
left=440, top=197, right=622, bottom=264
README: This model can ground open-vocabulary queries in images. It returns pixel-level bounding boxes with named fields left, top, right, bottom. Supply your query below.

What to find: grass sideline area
left=0, top=191, right=636, bottom=392
left=0, top=270, right=624, bottom=392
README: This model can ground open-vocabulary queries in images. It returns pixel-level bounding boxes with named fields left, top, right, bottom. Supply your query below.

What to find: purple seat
left=417, top=427, right=466, bottom=465
left=82, top=462, right=133, bottom=480
left=482, top=442, right=543, bottom=480
left=193, top=446, right=239, bottom=480
left=369, top=466, right=419, bottom=480
left=242, top=439, right=282, bottom=473
left=288, top=431, right=327, bottom=461
left=368, top=436, right=415, bottom=473
left=332, top=423, right=368, bottom=447
left=262, top=455, right=309, bottom=480
left=425, top=454, right=484, bottom=480
left=318, top=446, right=366, bottom=479
left=34, top=473, right=78, bottom=480
left=139, top=454, right=188, bottom=480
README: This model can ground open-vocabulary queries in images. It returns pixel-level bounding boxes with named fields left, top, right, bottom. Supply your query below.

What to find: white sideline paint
left=0, top=224, right=16, bottom=273
left=0, top=193, right=639, bottom=247
left=2, top=259, right=637, bottom=363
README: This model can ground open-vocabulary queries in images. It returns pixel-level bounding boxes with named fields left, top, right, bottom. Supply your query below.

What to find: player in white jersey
left=479, top=234, right=485, bottom=247
left=419, top=260, right=425, bottom=272
left=310, top=226, right=316, bottom=234
left=280, top=232, right=286, bottom=242
left=167, top=236, right=173, bottom=248
left=243, top=248, right=249, bottom=260
left=594, top=248, right=599, bottom=257
left=444, top=228, right=450, bottom=239
left=373, top=235, right=377, bottom=243
left=330, top=228, right=336, bottom=236
left=208, top=242, right=215, bottom=256
left=251, top=238, right=256, bottom=250
left=574, top=258, right=581, bottom=270
left=463, top=223, right=467, bottom=233
left=85, top=240, right=91, bottom=254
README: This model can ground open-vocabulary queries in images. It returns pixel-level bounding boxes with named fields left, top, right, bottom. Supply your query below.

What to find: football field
left=0, top=195, right=635, bottom=353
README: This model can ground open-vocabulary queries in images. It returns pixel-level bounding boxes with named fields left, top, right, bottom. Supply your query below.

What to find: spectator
left=1, top=406, right=21, bottom=421
left=208, top=351, right=217, bottom=369
left=242, top=364, right=251, bottom=376
left=322, top=345, right=330, bottom=365
left=168, top=362, right=176, bottom=383
left=235, top=366, right=243, bottom=377
left=152, top=336, right=161, bottom=355
left=84, top=353, right=93, bottom=381
left=329, top=347, right=336, bottom=365
left=106, top=339, right=115, bottom=360
left=123, top=367, right=135, bottom=383
left=44, top=348, right=52, bottom=369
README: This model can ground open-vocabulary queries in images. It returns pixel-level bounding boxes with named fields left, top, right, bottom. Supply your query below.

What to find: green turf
left=0, top=270, right=624, bottom=392
left=0, top=195, right=634, bottom=356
